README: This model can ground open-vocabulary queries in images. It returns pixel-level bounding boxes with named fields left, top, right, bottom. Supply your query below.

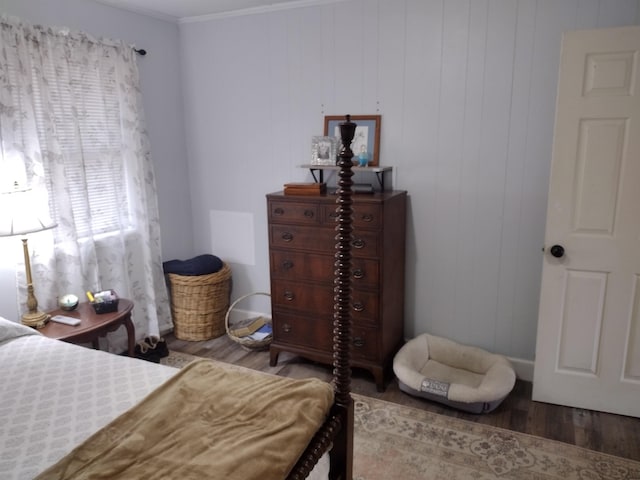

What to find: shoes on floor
left=135, top=335, right=169, bottom=363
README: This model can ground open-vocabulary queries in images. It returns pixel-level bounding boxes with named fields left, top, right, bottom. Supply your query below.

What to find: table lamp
left=0, top=183, right=57, bottom=328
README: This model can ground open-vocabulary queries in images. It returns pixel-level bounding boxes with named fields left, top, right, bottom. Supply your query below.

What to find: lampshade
left=0, top=183, right=57, bottom=329
left=0, top=185, right=57, bottom=237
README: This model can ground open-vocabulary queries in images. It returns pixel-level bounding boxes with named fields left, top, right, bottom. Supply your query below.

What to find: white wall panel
left=467, top=0, right=518, bottom=348
left=430, top=0, right=469, bottom=339
left=495, top=0, right=536, bottom=357
left=400, top=0, right=442, bottom=339
left=455, top=0, right=489, bottom=346
left=178, top=0, right=640, bottom=362
left=575, top=0, right=603, bottom=29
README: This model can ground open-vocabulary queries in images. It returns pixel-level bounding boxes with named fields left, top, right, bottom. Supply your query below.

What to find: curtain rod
left=134, top=48, right=147, bottom=56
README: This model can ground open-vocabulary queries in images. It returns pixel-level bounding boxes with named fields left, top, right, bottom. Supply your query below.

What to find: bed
left=0, top=115, right=358, bottom=480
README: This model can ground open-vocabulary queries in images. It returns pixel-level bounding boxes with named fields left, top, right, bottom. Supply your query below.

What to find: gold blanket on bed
left=36, top=359, right=334, bottom=480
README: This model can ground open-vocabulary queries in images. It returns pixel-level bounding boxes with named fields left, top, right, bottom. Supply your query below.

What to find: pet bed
left=393, top=333, right=516, bottom=413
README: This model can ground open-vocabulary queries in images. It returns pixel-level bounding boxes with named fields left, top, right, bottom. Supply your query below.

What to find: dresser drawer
left=269, top=201, right=319, bottom=225
left=272, top=280, right=380, bottom=324
left=269, top=225, right=379, bottom=257
left=351, top=325, right=381, bottom=361
left=272, top=280, right=333, bottom=312
left=270, top=250, right=379, bottom=287
left=324, top=203, right=382, bottom=229
left=272, top=310, right=333, bottom=352
left=272, top=312, right=381, bottom=361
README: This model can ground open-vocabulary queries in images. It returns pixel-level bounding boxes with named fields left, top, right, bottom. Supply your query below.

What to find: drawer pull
left=352, top=302, right=365, bottom=312
left=361, top=214, right=374, bottom=222
left=353, top=337, right=365, bottom=348
left=282, top=323, right=292, bottom=333
left=352, top=239, right=365, bottom=249
left=284, top=291, right=294, bottom=301
left=328, top=211, right=338, bottom=219
left=274, top=207, right=284, bottom=216
left=352, top=269, right=364, bottom=279
left=304, top=209, right=314, bottom=218
left=282, top=232, right=293, bottom=242
left=282, top=260, right=294, bottom=270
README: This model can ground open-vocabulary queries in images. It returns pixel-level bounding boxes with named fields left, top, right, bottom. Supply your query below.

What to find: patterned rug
left=163, top=351, right=640, bottom=479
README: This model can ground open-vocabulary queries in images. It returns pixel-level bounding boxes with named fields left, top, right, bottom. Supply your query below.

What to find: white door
left=533, top=26, right=640, bottom=417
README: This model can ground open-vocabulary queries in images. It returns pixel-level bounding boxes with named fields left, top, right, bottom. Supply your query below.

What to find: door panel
left=557, top=270, right=606, bottom=374
left=533, top=26, right=640, bottom=417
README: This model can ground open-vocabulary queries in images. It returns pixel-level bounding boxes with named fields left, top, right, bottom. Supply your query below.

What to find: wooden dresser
left=266, top=190, right=406, bottom=390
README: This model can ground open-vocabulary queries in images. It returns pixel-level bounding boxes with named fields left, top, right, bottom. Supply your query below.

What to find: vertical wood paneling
left=464, top=0, right=518, bottom=348
left=361, top=1, right=380, bottom=111
left=596, top=0, right=640, bottom=27
left=179, top=0, right=640, bottom=363
left=267, top=12, right=295, bottom=175
left=575, top=0, right=601, bottom=28
left=495, top=0, right=537, bottom=356
left=331, top=1, right=367, bottom=111
left=286, top=8, right=325, bottom=167
left=320, top=4, right=337, bottom=114
left=511, top=1, right=581, bottom=358
left=430, top=0, right=469, bottom=337
left=454, top=0, right=489, bottom=344
left=400, top=0, right=443, bottom=337
left=376, top=0, right=408, bottom=154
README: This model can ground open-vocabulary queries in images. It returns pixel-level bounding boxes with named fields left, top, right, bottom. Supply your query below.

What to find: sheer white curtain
left=0, top=15, right=172, bottom=351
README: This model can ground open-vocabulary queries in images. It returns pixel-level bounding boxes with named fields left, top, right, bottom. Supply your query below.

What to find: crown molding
left=178, top=0, right=349, bottom=24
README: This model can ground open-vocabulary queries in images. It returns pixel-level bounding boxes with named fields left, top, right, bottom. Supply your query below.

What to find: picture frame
left=324, top=114, right=381, bottom=166
left=311, top=136, right=338, bottom=165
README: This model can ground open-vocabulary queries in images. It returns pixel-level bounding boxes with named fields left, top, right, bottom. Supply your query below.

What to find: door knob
left=549, top=245, right=565, bottom=258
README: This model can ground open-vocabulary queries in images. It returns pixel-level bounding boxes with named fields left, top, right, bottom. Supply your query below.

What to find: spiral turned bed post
left=331, top=114, right=356, bottom=479
left=286, top=115, right=356, bottom=480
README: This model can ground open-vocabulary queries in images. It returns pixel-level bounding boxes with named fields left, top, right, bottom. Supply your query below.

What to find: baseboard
left=509, top=357, right=534, bottom=382
left=167, top=310, right=537, bottom=383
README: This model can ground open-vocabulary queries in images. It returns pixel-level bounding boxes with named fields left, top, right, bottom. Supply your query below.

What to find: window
left=6, top=45, right=133, bottom=239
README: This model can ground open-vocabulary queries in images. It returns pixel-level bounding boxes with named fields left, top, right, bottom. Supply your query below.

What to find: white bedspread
left=0, top=317, right=177, bottom=480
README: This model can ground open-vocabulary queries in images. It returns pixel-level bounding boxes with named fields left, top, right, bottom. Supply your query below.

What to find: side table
left=41, top=299, right=135, bottom=357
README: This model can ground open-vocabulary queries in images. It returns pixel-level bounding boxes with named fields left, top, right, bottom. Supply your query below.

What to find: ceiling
left=93, top=0, right=336, bottom=22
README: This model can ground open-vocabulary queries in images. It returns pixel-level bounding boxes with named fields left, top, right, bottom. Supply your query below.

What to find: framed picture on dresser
left=311, top=135, right=338, bottom=165
left=324, top=114, right=381, bottom=166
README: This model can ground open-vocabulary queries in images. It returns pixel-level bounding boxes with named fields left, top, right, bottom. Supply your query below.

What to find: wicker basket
left=225, top=292, right=272, bottom=350
left=168, top=263, right=232, bottom=341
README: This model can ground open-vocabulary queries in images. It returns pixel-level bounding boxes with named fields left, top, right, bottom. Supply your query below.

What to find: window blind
left=10, top=47, right=131, bottom=239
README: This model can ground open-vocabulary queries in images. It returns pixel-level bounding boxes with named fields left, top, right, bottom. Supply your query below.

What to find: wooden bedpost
left=330, top=114, right=356, bottom=480
left=286, top=115, right=355, bottom=480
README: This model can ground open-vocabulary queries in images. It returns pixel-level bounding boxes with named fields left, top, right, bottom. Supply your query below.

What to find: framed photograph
left=324, top=114, right=381, bottom=166
left=311, top=136, right=338, bottom=165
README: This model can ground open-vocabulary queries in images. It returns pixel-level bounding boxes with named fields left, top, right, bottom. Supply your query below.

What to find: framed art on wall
left=324, top=114, right=381, bottom=166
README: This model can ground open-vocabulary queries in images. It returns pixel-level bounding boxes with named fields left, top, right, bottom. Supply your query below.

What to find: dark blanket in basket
left=163, top=254, right=223, bottom=276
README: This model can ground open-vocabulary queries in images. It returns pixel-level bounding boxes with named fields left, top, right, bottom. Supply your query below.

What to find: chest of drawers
left=266, top=190, right=406, bottom=391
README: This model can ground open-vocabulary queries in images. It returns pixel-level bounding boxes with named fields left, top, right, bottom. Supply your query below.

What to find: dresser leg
left=371, top=367, right=386, bottom=392
left=269, top=347, right=280, bottom=367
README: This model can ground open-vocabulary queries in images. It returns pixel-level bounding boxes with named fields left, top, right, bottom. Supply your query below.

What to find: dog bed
left=393, top=333, right=516, bottom=413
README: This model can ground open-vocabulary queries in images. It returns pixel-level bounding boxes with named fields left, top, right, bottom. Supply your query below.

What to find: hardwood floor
left=165, top=332, right=640, bottom=462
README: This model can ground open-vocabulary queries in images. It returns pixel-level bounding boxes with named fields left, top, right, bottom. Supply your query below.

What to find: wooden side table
left=41, top=299, right=136, bottom=357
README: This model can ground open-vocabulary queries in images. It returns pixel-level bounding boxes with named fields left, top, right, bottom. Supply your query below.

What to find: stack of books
left=283, top=182, right=327, bottom=195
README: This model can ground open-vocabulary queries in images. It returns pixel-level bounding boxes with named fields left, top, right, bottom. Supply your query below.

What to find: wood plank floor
left=165, top=332, right=640, bottom=462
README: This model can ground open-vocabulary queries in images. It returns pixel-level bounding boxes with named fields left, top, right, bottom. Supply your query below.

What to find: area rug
left=160, top=350, right=200, bottom=368
left=163, top=351, right=640, bottom=479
